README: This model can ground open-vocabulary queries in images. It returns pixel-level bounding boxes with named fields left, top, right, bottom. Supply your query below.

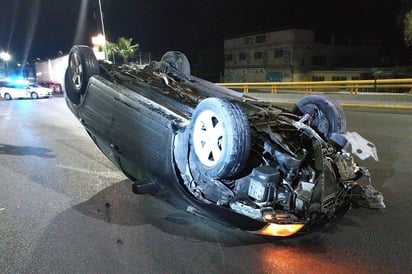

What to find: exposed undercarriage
left=173, top=103, right=384, bottom=234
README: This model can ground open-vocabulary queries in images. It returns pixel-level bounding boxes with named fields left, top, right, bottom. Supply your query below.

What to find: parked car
left=64, top=45, right=384, bottom=237
left=0, top=82, right=53, bottom=100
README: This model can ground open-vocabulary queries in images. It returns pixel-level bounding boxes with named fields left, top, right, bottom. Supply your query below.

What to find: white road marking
left=56, top=164, right=125, bottom=179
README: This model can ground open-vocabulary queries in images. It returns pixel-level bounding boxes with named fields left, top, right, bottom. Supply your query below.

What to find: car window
left=15, top=84, right=26, bottom=89
left=4, top=83, right=14, bottom=88
left=7, top=83, right=25, bottom=89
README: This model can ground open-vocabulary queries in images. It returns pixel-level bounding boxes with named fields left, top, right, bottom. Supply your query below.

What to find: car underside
left=64, top=45, right=384, bottom=237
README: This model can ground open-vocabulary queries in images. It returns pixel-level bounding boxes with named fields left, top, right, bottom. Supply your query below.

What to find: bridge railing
left=217, top=78, right=412, bottom=95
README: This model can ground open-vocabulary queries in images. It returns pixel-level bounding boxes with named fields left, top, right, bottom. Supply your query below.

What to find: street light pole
left=97, top=0, right=108, bottom=60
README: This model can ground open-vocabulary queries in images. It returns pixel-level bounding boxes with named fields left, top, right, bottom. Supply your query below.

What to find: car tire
left=4, top=93, right=12, bottom=100
left=160, top=51, right=191, bottom=78
left=292, top=95, right=346, bottom=139
left=189, top=98, right=251, bottom=179
left=31, top=92, right=38, bottom=99
left=64, top=69, right=81, bottom=106
left=65, top=45, right=99, bottom=105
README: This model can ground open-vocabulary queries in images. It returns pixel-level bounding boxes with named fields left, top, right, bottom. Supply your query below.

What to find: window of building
left=274, top=49, right=283, bottom=58
left=312, top=76, right=325, bottom=81
left=332, top=76, right=347, bottom=81
left=226, top=54, right=233, bottom=62
left=244, top=37, right=253, bottom=45
left=256, top=35, right=266, bottom=43
left=351, top=76, right=360, bottom=80
left=267, top=72, right=283, bottom=82
left=254, top=51, right=263, bottom=60
left=239, top=53, right=246, bottom=61
left=283, top=50, right=291, bottom=63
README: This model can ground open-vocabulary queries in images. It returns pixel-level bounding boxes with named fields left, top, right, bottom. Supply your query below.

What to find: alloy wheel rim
left=69, top=52, right=83, bottom=91
left=192, top=110, right=224, bottom=167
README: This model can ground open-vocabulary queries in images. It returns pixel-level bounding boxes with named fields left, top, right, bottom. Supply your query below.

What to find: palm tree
left=114, top=37, right=139, bottom=64
left=105, top=41, right=117, bottom=63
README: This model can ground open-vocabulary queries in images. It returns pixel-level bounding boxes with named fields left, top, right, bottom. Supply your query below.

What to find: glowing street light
left=92, top=34, right=106, bottom=46
left=0, top=51, right=11, bottom=61
left=91, top=34, right=106, bottom=60
left=0, top=51, right=11, bottom=69
left=1, top=51, right=11, bottom=64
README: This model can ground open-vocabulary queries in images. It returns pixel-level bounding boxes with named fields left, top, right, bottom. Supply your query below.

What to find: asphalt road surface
left=0, top=97, right=411, bottom=274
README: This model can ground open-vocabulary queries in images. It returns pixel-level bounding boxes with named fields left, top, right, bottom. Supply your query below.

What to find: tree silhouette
left=112, top=37, right=139, bottom=64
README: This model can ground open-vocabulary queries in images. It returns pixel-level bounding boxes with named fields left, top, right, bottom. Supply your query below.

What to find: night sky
left=0, top=0, right=406, bottom=65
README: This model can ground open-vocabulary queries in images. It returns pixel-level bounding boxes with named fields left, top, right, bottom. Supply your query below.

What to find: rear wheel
left=189, top=98, right=251, bottom=179
left=65, top=45, right=99, bottom=106
left=31, top=92, right=38, bottom=99
left=292, top=95, right=346, bottom=139
left=4, top=93, right=11, bottom=100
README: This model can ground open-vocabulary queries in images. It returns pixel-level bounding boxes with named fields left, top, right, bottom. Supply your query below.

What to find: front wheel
left=4, top=93, right=12, bottom=100
left=292, top=95, right=346, bottom=139
left=189, top=98, right=251, bottom=179
left=161, top=51, right=191, bottom=78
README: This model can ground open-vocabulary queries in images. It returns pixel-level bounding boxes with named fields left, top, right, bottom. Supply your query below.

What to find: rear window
left=28, top=84, right=40, bottom=88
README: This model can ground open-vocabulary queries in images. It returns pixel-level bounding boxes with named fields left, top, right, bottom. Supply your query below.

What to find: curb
left=248, top=93, right=412, bottom=111
left=261, top=100, right=412, bottom=110
left=339, top=103, right=412, bottom=110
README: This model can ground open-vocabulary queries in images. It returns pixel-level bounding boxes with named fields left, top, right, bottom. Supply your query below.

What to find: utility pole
left=98, top=0, right=108, bottom=60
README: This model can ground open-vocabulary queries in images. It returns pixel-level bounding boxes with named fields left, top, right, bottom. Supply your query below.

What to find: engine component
left=230, top=201, right=262, bottom=220
left=248, top=166, right=280, bottom=203
left=197, top=178, right=234, bottom=205
left=334, top=151, right=358, bottom=180
left=276, top=184, right=293, bottom=209
left=329, top=132, right=348, bottom=149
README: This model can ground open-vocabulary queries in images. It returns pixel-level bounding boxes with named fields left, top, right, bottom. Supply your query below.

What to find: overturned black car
left=64, top=45, right=384, bottom=237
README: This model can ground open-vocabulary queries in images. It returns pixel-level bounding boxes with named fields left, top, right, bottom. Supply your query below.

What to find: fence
left=218, top=78, right=412, bottom=95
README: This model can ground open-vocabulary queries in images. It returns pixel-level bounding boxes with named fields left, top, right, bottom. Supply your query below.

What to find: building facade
left=223, top=28, right=380, bottom=82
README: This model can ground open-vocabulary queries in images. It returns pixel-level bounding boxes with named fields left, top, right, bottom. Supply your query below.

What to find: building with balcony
left=223, top=28, right=381, bottom=82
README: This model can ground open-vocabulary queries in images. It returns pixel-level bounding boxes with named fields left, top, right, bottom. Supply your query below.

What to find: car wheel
left=292, top=95, right=346, bottom=139
left=4, top=93, right=12, bottom=100
left=161, top=51, right=191, bottom=78
left=189, top=98, right=251, bottom=179
left=66, top=45, right=99, bottom=98
left=31, top=92, right=38, bottom=99
left=64, top=69, right=81, bottom=106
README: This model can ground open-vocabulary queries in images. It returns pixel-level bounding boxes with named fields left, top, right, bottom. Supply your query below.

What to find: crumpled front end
left=173, top=110, right=384, bottom=237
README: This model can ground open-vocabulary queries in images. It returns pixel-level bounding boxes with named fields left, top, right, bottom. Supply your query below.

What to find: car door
left=2, top=84, right=27, bottom=98
left=14, top=85, right=30, bottom=98
left=110, top=84, right=176, bottom=182
left=80, top=77, right=115, bottom=153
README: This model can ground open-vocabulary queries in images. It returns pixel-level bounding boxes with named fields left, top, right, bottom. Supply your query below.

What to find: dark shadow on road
left=21, top=180, right=382, bottom=273
left=0, top=143, right=55, bottom=158
left=69, top=178, right=360, bottom=249
left=72, top=179, right=267, bottom=246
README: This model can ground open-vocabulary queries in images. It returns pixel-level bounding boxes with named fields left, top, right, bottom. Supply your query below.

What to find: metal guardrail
left=218, top=79, right=412, bottom=95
